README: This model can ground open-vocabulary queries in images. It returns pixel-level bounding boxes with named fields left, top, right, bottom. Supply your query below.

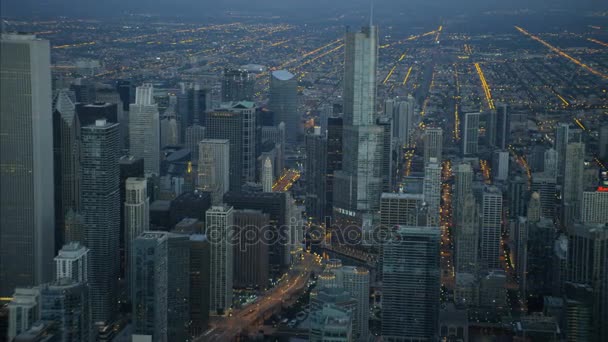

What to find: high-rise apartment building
left=563, top=142, right=585, bottom=224
left=423, top=127, right=443, bottom=166
left=480, top=186, right=503, bottom=270
left=424, top=158, right=442, bottom=227
left=455, top=192, right=479, bottom=274
left=341, top=267, right=370, bottom=341
left=269, top=70, right=298, bottom=143
left=80, top=119, right=120, bottom=324
left=129, top=84, right=160, bottom=175
left=207, top=206, right=234, bottom=315
left=379, top=192, right=425, bottom=227
left=1, top=33, right=55, bottom=296
left=382, top=226, right=441, bottom=341
left=262, top=157, right=273, bottom=192
left=39, top=279, right=91, bottom=342
left=124, top=177, right=149, bottom=291
left=7, top=288, right=41, bottom=340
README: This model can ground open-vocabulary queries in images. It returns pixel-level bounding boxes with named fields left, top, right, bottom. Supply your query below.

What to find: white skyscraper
left=454, top=162, right=473, bottom=213
left=54, top=242, right=89, bottom=283
left=340, top=266, right=370, bottom=341
left=124, top=177, right=149, bottom=288
left=1, top=33, right=55, bottom=297
left=455, top=192, right=479, bottom=274
left=7, top=287, right=41, bottom=340
left=423, top=127, right=443, bottom=165
left=262, top=157, right=273, bottom=192
left=207, top=205, right=234, bottom=315
left=387, top=95, right=416, bottom=148
left=424, top=158, right=442, bottom=227
left=198, top=139, right=230, bottom=204
left=543, top=148, right=558, bottom=179
left=480, top=186, right=503, bottom=270
left=129, top=83, right=160, bottom=175
left=269, top=70, right=298, bottom=143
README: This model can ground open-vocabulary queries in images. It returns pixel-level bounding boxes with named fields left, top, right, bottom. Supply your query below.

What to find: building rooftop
left=272, top=69, right=295, bottom=81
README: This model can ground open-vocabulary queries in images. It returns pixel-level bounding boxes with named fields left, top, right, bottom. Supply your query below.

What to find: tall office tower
left=160, top=114, right=180, bottom=148
left=185, top=233, right=210, bottom=336
left=118, top=156, right=144, bottom=274
left=382, top=226, right=441, bottom=340
left=38, top=279, right=90, bottom=342
left=131, top=232, right=168, bottom=340
left=334, top=25, right=384, bottom=215
left=495, top=103, right=510, bottom=149
left=527, top=192, right=542, bottom=223
left=567, top=223, right=608, bottom=341
left=222, top=68, right=254, bottom=102
left=7, top=288, right=41, bottom=340
left=53, top=90, right=81, bottom=252
left=207, top=206, right=234, bottom=315
left=309, top=304, right=353, bottom=342
left=269, top=70, right=298, bottom=143
left=185, top=124, right=206, bottom=163
left=424, top=158, right=442, bottom=227
left=0, top=33, right=55, bottom=297
left=531, top=173, right=557, bottom=218
left=166, top=233, right=190, bottom=342
left=390, top=95, right=416, bottom=148
left=129, top=84, right=160, bottom=176
left=54, top=242, right=89, bottom=283
left=462, top=112, right=480, bottom=156
left=492, top=150, right=510, bottom=181
left=600, top=124, right=608, bottom=160
left=262, top=157, right=273, bottom=192
left=563, top=142, right=585, bottom=224
left=555, top=123, right=571, bottom=180
left=124, top=177, right=149, bottom=290
left=341, top=267, right=370, bottom=341
left=117, top=80, right=134, bottom=112
left=480, top=186, right=503, bottom=270
left=326, top=116, right=343, bottom=215
left=64, top=210, right=85, bottom=245
left=233, top=210, right=270, bottom=289
left=454, top=162, right=473, bottom=220
left=508, top=176, right=528, bottom=218
left=581, top=190, right=608, bottom=224
left=206, top=102, right=257, bottom=190
left=305, top=128, right=328, bottom=221
left=70, top=79, right=96, bottom=103
left=379, top=192, right=425, bottom=227
left=455, top=192, right=479, bottom=274
left=81, top=119, right=120, bottom=324
left=177, top=83, right=207, bottom=139
left=423, top=127, right=443, bottom=166
left=544, top=148, right=558, bottom=179
left=377, top=116, right=394, bottom=193
left=197, top=139, right=230, bottom=204
left=76, top=102, right=118, bottom=126
left=223, top=191, right=289, bottom=272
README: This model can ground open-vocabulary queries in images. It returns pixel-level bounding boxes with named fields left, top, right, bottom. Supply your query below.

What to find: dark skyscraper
left=269, top=70, right=298, bottom=143
left=118, top=155, right=144, bottom=278
left=222, top=68, right=254, bottom=102
left=305, top=128, right=328, bottom=222
left=233, top=210, right=270, bottom=289
left=80, top=119, right=120, bottom=324
left=326, top=116, right=343, bottom=215
left=177, top=83, right=207, bottom=141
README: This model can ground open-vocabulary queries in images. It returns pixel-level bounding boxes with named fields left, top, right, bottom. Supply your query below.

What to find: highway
left=195, top=252, right=322, bottom=342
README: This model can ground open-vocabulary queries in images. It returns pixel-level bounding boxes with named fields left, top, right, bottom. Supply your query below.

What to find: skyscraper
left=54, top=242, right=89, bottom=283
left=262, top=157, right=273, bottom=192
left=563, top=142, right=585, bottom=224
left=424, top=158, right=442, bottom=227
left=309, top=304, right=353, bottom=342
left=326, top=116, right=343, bottom=215
left=423, top=127, right=443, bottom=166
left=38, top=279, right=91, bottom=342
left=177, top=83, right=207, bottom=140
left=7, top=288, right=41, bottom=340
left=53, top=89, right=81, bottom=251
left=454, top=162, right=473, bottom=222
left=377, top=116, right=394, bottom=193
left=379, top=192, right=425, bottom=227
left=1, top=33, right=55, bottom=296
left=599, top=124, right=608, bottom=160
left=480, top=186, right=503, bottom=270
left=492, top=150, right=509, bottom=181
left=185, top=124, right=206, bottom=163
left=567, top=223, right=608, bottom=341
left=129, top=84, right=160, bottom=176
left=80, top=119, right=120, bottom=324
left=382, top=226, right=441, bottom=340
left=222, top=68, right=254, bottom=102
left=455, top=192, right=479, bottom=274
left=269, top=70, right=298, bottom=143
left=581, top=190, right=608, bottom=224
left=341, top=267, right=370, bottom=341
left=305, top=128, right=328, bottom=221
left=124, top=177, right=149, bottom=292
left=206, top=102, right=257, bottom=191
left=207, top=206, right=234, bottom=315
left=233, top=210, right=270, bottom=289
left=333, top=25, right=383, bottom=216
left=197, top=139, right=230, bottom=204
left=462, top=112, right=480, bottom=156
left=389, top=95, right=416, bottom=148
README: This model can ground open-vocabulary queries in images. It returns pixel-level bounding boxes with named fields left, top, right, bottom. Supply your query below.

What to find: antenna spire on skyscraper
left=370, top=0, right=374, bottom=27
